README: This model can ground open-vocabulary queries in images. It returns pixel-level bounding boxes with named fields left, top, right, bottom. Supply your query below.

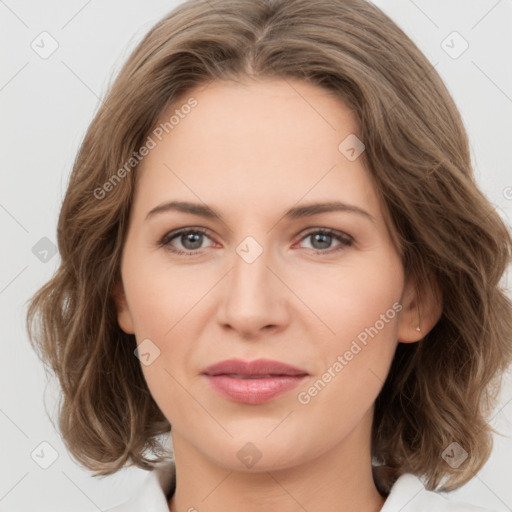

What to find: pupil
left=312, top=233, right=331, bottom=249
left=182, top=232, right=202, bottom=250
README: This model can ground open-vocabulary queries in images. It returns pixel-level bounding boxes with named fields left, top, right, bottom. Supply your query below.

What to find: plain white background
left=1, top=0, right=511, bottom=510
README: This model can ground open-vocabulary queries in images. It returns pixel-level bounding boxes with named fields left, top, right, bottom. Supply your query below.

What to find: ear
left=112, top=279, right=135, bottom=335
left=397, top=273, right=443, bottom=343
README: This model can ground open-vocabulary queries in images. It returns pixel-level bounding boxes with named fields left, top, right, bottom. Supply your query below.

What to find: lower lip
left=204, top=375, right=307, bottom=405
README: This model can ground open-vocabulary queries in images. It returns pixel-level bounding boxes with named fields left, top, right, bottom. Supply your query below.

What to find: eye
left=159, top=227, right=215, bottom=255
left=296, top=228, right=353, bottom=253
left=158, top=227, right=353, bottom=256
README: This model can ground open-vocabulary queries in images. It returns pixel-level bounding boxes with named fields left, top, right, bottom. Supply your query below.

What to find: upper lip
left=202, top=358, right=309, bottom=377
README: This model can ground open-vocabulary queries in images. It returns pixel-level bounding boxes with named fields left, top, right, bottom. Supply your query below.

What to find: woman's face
left=116, top=78, right=419, bottom=473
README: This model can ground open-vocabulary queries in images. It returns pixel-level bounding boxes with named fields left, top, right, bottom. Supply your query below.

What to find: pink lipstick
left=202, top=358, right=308, bottom=405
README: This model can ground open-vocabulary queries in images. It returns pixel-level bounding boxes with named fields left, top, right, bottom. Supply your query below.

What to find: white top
left=104, top=460, right=496, bottom=512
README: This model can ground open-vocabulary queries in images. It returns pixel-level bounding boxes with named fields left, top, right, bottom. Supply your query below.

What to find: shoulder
left=380, top=473, right=497, bottom=512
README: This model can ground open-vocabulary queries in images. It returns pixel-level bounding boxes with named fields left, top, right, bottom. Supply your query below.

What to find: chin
left=197, top=433, right=316, bottom=474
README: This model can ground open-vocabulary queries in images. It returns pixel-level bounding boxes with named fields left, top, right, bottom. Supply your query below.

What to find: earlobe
left=112, top=280, right=135, bottom=334
left=397, top=275, right=443, bottom=344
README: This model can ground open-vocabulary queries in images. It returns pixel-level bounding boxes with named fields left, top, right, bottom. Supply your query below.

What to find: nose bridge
left=219, top=235, right=287, bottom=334
left=231, top=237, right=275, bottom=308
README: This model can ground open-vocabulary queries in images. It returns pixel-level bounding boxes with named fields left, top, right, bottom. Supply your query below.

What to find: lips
left=202, top=359, right=308, bottom=377
left=202, top=358, right=308, bottom=405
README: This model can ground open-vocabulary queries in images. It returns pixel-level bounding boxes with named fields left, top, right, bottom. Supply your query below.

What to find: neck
left=168, top=411, right=387, bottom=512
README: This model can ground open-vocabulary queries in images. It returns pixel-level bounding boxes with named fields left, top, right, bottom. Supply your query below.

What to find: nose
left=216, top=242, right=290, bottom=339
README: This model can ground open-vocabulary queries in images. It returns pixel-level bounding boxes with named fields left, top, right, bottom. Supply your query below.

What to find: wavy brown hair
left=26, top=0, right=512, bottom=495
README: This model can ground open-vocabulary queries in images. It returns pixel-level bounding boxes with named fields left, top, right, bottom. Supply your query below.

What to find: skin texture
left=114, top=78, right=442, bottom=512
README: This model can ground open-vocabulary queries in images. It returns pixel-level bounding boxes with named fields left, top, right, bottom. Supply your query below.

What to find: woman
left=26, top=0, right=512, bottom=510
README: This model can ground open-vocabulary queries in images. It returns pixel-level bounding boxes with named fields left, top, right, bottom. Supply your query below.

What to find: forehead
left=133, top=78, right=382, bottom=227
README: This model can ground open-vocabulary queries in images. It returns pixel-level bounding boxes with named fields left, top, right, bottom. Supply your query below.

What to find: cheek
left=121, top=254, right=211, bottom=405
left=297, top=252, right=403, bottom=398
left=123, top=250, right=205, bottom=338
left=126, top=272, right=194, bottom=424
left=295, top=251, right=403, bottom=344
left=119, top=254, right=179, bottom=370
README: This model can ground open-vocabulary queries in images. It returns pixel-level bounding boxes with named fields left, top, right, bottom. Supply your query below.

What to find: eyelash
left=158, top=227, right=353, bottom=256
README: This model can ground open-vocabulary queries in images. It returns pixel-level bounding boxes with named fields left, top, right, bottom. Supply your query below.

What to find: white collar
left=104, top=458, right=175, bottom=512
left=380, top=472, right=494, bottom=511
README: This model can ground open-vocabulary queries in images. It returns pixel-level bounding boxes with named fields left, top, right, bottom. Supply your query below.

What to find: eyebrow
left=145, top=200, right=375, bottom=223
